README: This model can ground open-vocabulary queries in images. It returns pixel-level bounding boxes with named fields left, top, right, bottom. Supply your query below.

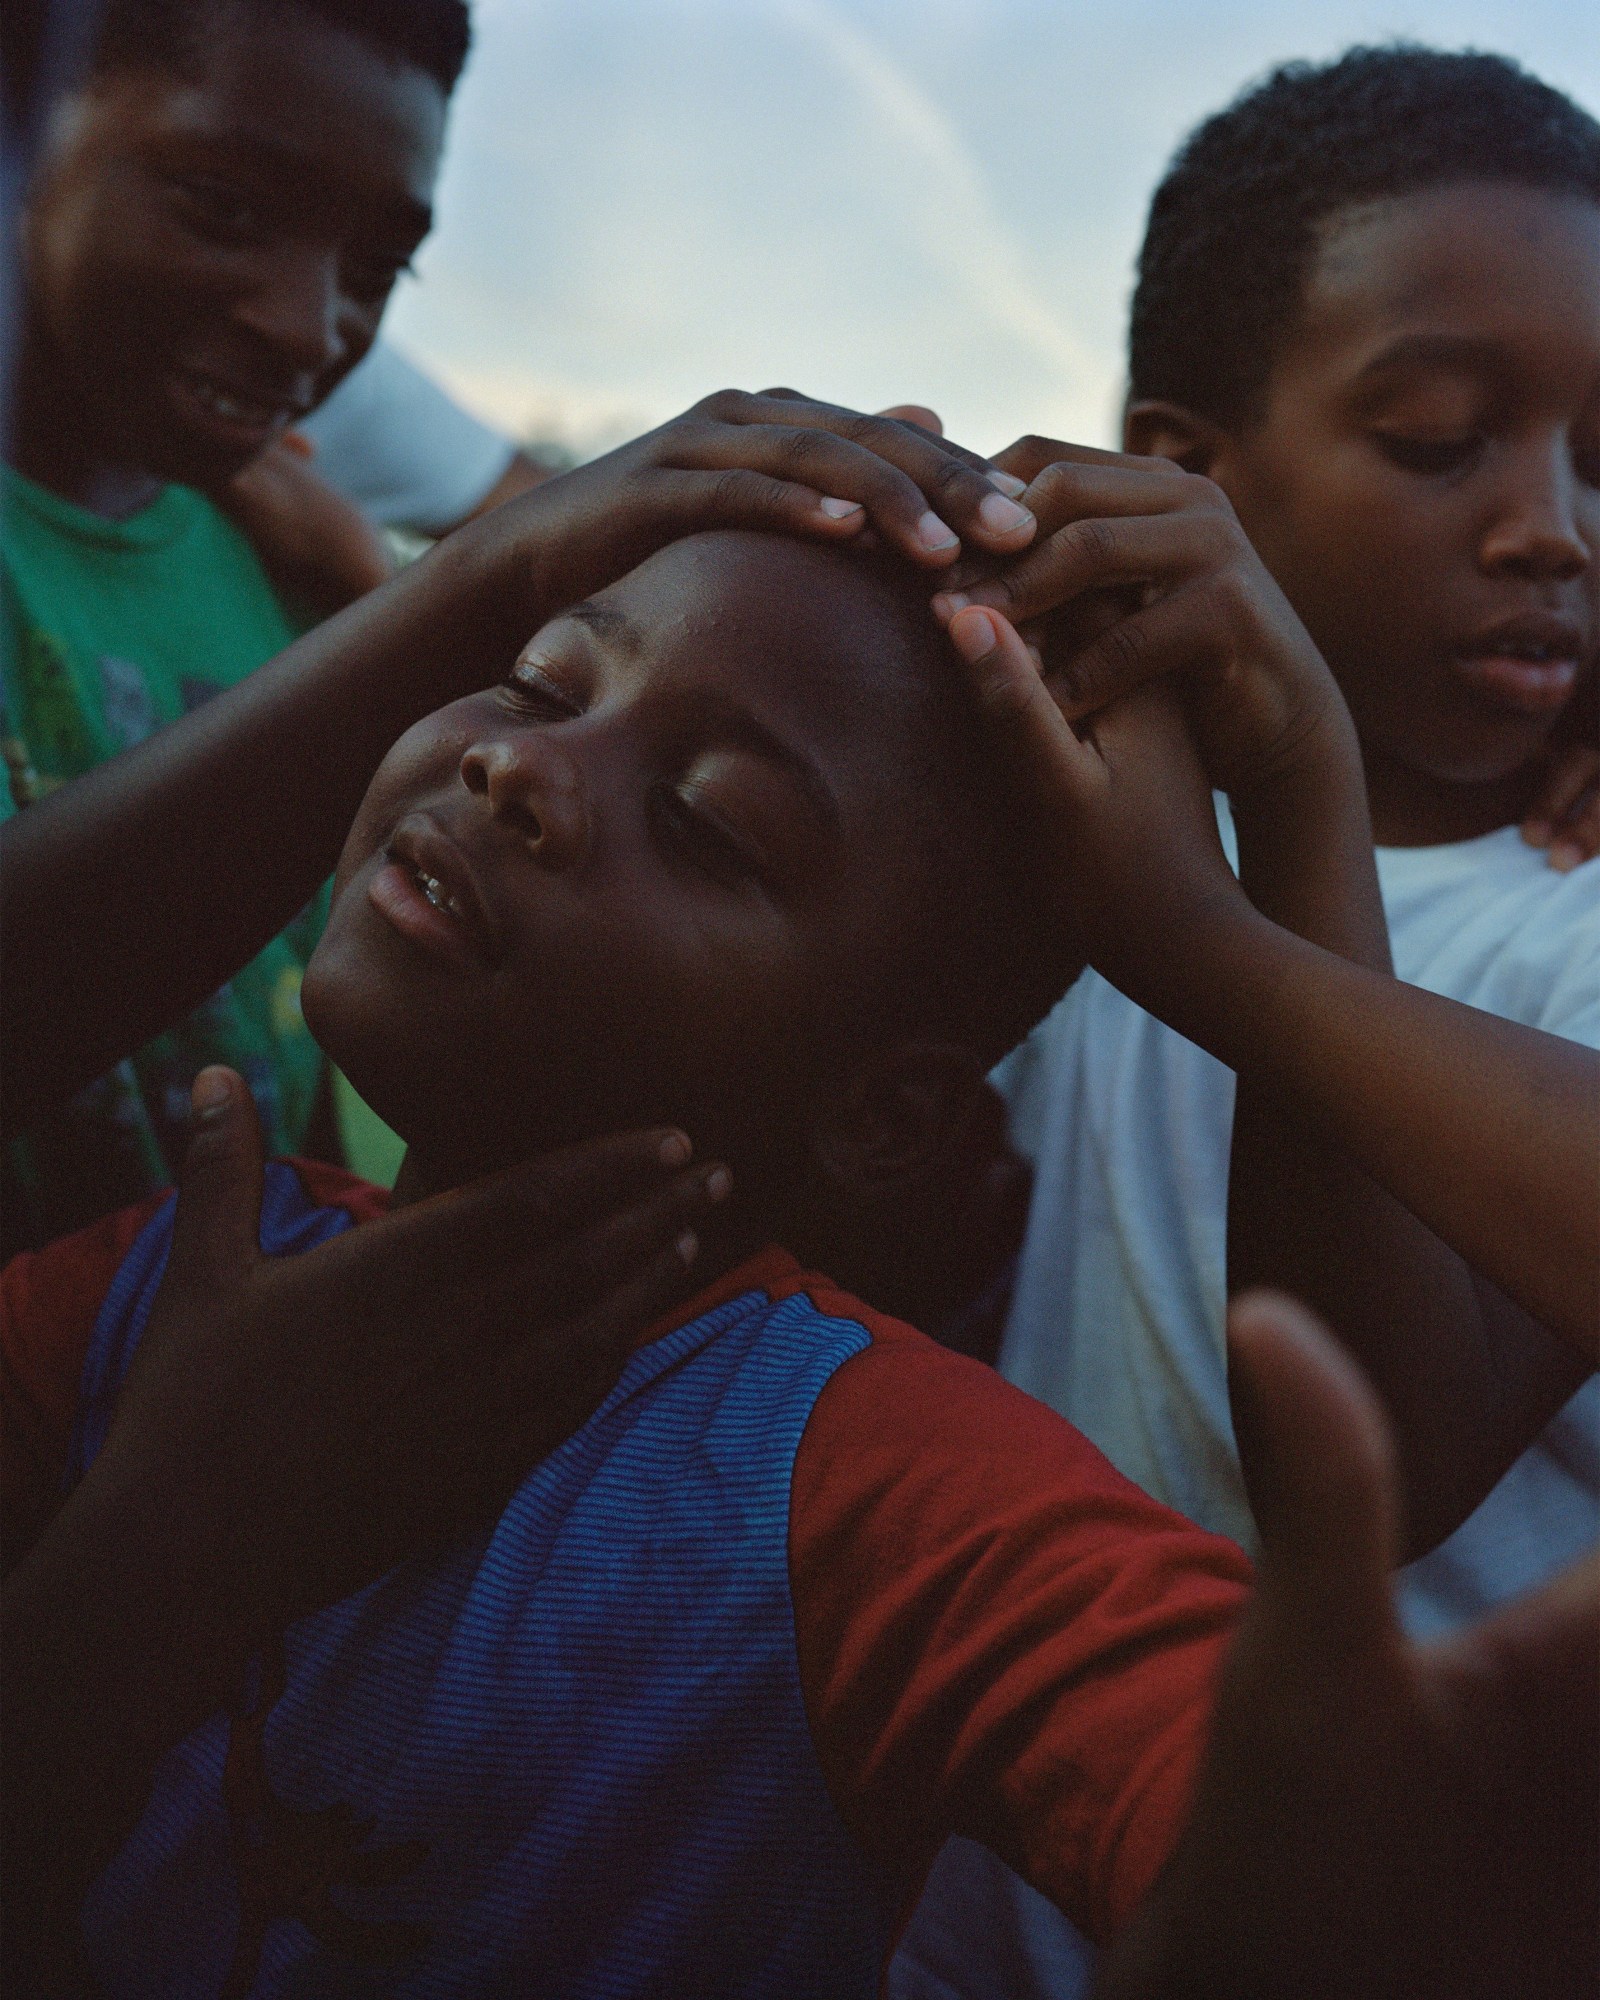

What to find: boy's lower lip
left=1449, top=653, right=1581, bottom=716
left=369, top=859, right=488, bottom=969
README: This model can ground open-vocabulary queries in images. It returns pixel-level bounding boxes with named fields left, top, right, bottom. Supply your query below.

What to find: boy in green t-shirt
left=1, top=0, right=468, bottom=1245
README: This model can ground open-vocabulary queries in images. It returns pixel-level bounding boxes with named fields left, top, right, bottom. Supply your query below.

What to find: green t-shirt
left=1, top=466, right=329, bottom=1247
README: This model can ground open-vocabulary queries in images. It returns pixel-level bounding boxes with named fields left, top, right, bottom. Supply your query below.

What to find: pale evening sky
left=383, top=0, right=1600, bottom=462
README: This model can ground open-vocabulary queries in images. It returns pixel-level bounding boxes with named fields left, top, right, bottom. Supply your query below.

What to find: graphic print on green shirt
left=1, top=467, right=329, bottom=1247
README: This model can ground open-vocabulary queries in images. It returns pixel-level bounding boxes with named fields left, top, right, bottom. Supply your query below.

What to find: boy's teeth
left=190, top=376, right=270, bottom=424
left=414, top=867, right=458, bottom=916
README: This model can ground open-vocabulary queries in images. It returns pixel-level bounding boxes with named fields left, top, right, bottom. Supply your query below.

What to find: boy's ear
left=1123, top=398, right=1232, bottom=478
left=808, top=1041, right=992, bottom=1198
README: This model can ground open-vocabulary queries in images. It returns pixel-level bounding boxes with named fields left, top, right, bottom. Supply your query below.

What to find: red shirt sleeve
left=1, top=1194, right=168, bottom=1562
left=785, top=1268, right=1252, bottom=1945
left=1, top=1161, right=388, bottom=1565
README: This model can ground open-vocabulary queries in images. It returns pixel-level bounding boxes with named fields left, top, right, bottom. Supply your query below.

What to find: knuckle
left=1097, top=617, right=1148, bottom=678
left=1062, top=515, right=1117, bottom=567
left=695, top=388, right=747, bottom=424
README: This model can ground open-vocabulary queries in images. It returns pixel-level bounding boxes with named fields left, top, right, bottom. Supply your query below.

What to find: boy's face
left=22, top=4, right=445, bottom=488
left=1211, top=182, right=1599, bottom=788
left=303, top=534, right=955, bottom=1184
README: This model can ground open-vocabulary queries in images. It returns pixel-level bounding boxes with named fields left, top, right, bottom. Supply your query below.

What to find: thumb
left=1227, top=1289, right=1400, bottom=1661
left=168, top=1067, right=266, bottom=1285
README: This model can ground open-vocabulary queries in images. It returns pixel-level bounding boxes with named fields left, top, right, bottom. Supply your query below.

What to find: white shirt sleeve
left=298, top=341, right=518, bottom=535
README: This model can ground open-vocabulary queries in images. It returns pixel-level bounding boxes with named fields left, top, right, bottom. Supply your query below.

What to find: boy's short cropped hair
left=1129, top=44, right=1600, bottom=426
left=794, top=544, right=1072, bottom=1072
left=91, top=0, right=472, bottom=93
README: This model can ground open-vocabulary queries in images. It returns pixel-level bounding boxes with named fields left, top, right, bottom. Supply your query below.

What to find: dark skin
left=0, top=532, right=1011, bottom=1983
left=0, top=388, right=1036, bottom=1133
left=930, top=183, right=1598, bottom=1537
left=5, top=533, right=1594, bottom=1995
left=303, top=533, right=975, bottom=1199
left=12, top=4, right=446, bottom=514
left=1126, top=180, right=1600, bottom=847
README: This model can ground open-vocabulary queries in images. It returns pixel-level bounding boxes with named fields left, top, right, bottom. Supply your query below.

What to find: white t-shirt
left=888, top=822, right=1599, bottom=2000
left=299, top=341, right=517, bottom=535
left=995, top=818, right=1600, bottom=1628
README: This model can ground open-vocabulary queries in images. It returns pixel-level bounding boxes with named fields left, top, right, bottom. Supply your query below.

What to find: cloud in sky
left=385, top=0, right=1599, bottom=457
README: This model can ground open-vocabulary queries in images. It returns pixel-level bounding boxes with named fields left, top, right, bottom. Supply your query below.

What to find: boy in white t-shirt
left=893, top=44, right=1598, bottom=1999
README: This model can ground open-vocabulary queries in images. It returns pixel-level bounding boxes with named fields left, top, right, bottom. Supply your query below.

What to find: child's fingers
left=989, top=433, right=1135, bottom=487
left=672, top=392, right=1036, bottom=564
left=167, top=1068, right=266, bottom=1288
left=498, top=1160, right=732, bottom=1330
left=365, top=1127, right=701, bottom=1289
left=873, top=402, right=946, bottom=436
left=933, top=507, right=1222, bottom=631
left=947, top=606, right=1097, bottom=809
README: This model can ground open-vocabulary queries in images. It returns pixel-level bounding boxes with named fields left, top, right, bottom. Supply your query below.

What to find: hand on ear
left=803, top=1046, right=1030, bottom=1345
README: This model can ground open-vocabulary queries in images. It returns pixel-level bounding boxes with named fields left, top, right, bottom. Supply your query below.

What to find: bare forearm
left=1222, top=772, right=1588, bottom=1547
left=1188, top=896, right=1600, bottom=1361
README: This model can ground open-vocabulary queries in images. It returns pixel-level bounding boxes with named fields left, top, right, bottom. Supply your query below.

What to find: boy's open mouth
left=165, top=366, right=303, bottom=449
left=370, top=818, right=501, bottom=969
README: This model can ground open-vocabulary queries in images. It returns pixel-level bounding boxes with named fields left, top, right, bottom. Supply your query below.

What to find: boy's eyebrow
left=567, top=601, right=642, bottom=653
left=176, top=129, right=434, bottom=244
left=565, top=599, right=840, bottom=835
left=1352, top=333, right=1506, bottom=383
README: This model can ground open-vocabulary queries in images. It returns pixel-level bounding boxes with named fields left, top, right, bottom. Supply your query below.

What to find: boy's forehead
left=1299, top=182, right=1600, bottom=367
left=594, top=532, right=915, bottom=700
left=108, top=5, right=445, bottom=216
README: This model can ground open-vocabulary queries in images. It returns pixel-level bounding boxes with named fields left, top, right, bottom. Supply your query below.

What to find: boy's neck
left=1361, top=742, right=1538, bottom=849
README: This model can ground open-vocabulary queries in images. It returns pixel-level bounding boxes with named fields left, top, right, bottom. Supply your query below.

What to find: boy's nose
left=232, top=248, right=347, bottom=381
left=1479, top=444, right=1592, bottom=583
left=459, top=735, right=589, bottom=868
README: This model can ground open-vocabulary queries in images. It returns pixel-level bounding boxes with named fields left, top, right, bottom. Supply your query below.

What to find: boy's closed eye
left=496, top=662, right=827, bottom=900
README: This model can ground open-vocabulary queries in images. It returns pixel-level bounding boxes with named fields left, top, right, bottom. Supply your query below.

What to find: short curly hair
left=92, top=0, right=472, bottom=95
left=1128, top=45, right=1600, bottom=427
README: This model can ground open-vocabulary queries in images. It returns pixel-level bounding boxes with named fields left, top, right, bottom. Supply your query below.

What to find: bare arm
left=1, top=391, right=1039, bottom=1130
left=944, top=486, right=1595, bottom=1551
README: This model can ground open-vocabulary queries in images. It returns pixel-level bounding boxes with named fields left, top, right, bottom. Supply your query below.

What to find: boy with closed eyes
left=4, top=390, right=1596, bottom=1990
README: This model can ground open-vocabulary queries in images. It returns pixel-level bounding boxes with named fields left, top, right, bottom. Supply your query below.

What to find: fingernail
left=191, top=1068, right=232, bottom=1115
left=818, top=496, right=863, bottom=519
left=949, top=608, right=998, bottom=662
left=676, top=1229, right=700, bottom=1267
left=933, top=591, right=970, bottom=620
left=977, top=491, right=1032, bottom=536
left=1549, top=841, right=1581, bottom=872
left=659, top=1131, right=693, bottom=1166
left=988, top=470, right=1027, bottom=498
left=915, top=510, right=959, bottom=553
left=704, top=1165, right=733, bottom=1202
